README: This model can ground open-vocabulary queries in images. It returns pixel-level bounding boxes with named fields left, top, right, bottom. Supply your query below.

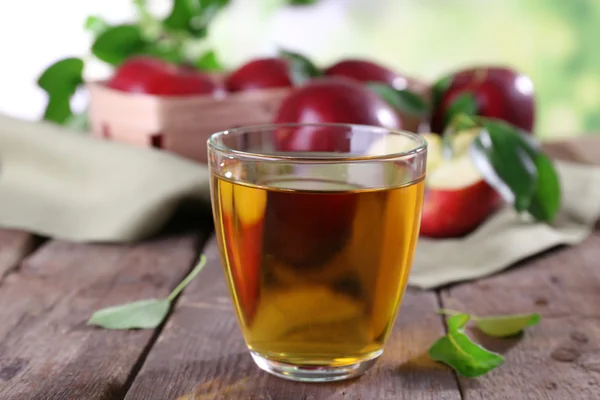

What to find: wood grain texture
left=439, top=233, right=600, bottom=400
left=435, top=137, right=600, bottom=400
left=0, top=229, right=37, bottom=279
left=0, top=231, right=206, bottom=400
left=125, top=237, right=461, bottom=400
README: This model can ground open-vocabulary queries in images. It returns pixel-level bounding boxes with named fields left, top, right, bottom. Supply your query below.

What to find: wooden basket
left=87, top=77, right=430, bottom=164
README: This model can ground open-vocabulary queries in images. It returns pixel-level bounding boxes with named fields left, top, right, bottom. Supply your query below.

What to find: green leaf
left=92, top=25, right=146, bottom=66
left=85, top=16, right=111, bottom=37
left=443, top=92, right=478, bottom=129
left=475, top=313, right=541, bottom=337
left=429, top=314, right=505, bottom=377
left=164, top=0, right=230, bottom=37
left=37, top=58, right=84, bottom=124
left=366, top=82, right=430, bottom=117
left=64, top=112, right=89, bottom=132
left=87, top=299, right=170, bottom=330
left=526, top=153, right=562, bottom=222
left=195, top=50, right=224, bottom=71
left=431, top=74, right=452, bottom=108
left=87, top=255, right=207, bottom=330
left=470, top=119, right=538, bottom=211
left=279, top=48, right=322, bottom=85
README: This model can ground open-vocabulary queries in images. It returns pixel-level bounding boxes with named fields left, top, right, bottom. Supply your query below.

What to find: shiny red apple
left=107, top=56, right=220, bottom=96
left=324, top=58, right=407, bottom=90
left=430, top=67, right=535, bottom=134
left=419, top=132, right=502, bottom=238
left=273, top=76, right=402, bottom=152
left=224, top=57, right=293, bottom=92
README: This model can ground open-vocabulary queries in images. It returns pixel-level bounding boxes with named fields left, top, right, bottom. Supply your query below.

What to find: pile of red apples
left=106, top=55, right=536, bottom=239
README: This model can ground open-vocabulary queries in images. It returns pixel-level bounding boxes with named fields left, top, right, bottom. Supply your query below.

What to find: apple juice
left=211, top=174, right=424, bottom=367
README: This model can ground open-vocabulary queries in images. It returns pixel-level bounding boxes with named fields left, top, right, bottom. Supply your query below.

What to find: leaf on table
left=37, top=58, right=85, bottom=124
left=88, top=299, right=170, bottom=330
left=366, top=82, right=430, bottom=117
left=91, top=24, right=146, bottom=66
left=429, top=314, right=505, bottom=377
left=87, top=255, right=207, bottom=330
left=475, top=313, right=541, bottom=338
left=279, top=48, right=322, bottom=85
left=163, top=0, right=230, bottom=37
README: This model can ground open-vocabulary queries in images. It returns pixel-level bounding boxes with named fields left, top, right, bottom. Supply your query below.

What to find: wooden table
left=1, top=138, right=599, bottom=400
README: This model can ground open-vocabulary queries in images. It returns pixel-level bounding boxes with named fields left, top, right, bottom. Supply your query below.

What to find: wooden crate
left=87, top=77, right=430, bottom=164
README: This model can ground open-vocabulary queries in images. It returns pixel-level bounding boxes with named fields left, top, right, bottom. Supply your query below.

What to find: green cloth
left=410, top=161, right=600, bottom=289
left=1, top=114, right=599, bottom=288
left=0, top=114, right=211, bottom=243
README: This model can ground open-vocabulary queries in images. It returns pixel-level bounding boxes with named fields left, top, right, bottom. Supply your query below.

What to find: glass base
left=250, top=350, right=382, bottom=382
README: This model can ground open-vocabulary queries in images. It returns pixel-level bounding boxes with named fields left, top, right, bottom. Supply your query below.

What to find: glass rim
left=207, top=122, right=428, bottom=163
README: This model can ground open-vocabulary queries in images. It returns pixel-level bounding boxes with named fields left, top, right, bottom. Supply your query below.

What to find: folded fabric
left=0, top=114, right=211, bottom=243
left=410, top=161, right=600, bottom=289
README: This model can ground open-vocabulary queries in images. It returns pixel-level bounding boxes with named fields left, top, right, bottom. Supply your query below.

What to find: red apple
left=224, top=57, right=293, bottom=92
left=273, top=76, right=402, bottom=152
left=430, top=67, right=535, bottom=134
left=324, top=58, right=407, bottom=90
left=107, top=56, right=220, bottom=96
left=419, top=132, right=503, bottom=238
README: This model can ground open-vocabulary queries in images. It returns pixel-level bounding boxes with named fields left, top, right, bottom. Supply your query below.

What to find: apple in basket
left=419, top=131, right=502, bottom=238
left=430, top=66, right=536, bottom=135
left=224, top=57, right=295, bottom=92
left=324, top=58, right=408, bottom=90
left=107, top=56, right=222, bottom=96
left=273, top=76, right=403, bottom=152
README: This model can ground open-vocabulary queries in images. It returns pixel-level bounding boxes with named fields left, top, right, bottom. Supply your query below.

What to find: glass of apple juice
left=207, top=123, right=427, bottom=382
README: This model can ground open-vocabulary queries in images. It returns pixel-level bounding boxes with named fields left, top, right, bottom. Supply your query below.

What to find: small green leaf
left=195, top=50, right=224, bottom=71
left=87, top=255, right=207, bottom=330
left=64, top=112, right=89, bottom=132
left=85, top=16, right=111, bottom=37
left=37, top=58, right=85, bottom=124
left=431, top=75, right=452, bottom=108
left=92, top=25, right=146, bottom=66
left=164, top=0, right=230, bottom=37
left=88, top=299, right=170, bottom=330
left=475, top=313, right=541, bottom=337
left=443, top=92, right=478, bottom=129
left=526, top=153, right=562, bottom=222
left=429, top=314, right=505, bottom=377
left=366, top=82, right=430, bottom=117
left=279, top=48, right=322, bottom=85
left=471, top=120, right=538, bottom=211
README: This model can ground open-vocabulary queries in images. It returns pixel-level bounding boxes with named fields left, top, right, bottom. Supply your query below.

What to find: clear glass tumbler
left=207, top=123, right=427, bottom=382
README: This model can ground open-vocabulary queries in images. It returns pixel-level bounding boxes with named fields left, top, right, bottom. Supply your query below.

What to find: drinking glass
left=207, top=123, right=427, bottom=382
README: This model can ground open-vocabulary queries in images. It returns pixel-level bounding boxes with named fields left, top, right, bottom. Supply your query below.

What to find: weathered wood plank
left=0, top=230, right=207, bottom=400
left=434, top=138, right=600, bottom=399
left=0, top=229, right=38, bottom=279
left=439, top=233, right=600, bottom=400
left=125, top=237, right=461, bottom=400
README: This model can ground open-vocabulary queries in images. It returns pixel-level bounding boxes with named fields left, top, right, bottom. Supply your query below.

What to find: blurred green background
left=210, top=0, right=599, bottom=140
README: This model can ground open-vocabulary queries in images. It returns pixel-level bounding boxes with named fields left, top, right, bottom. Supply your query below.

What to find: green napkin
left=0, top=114, right=211, bottom=243
left=410, top=161, right=600, bottom=289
